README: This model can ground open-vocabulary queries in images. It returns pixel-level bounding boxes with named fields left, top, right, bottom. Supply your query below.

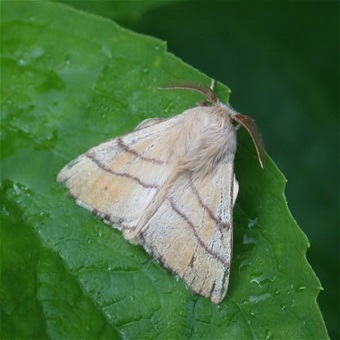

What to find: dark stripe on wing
left=86, top=152, right=158, bottom=189
left=168, top=197, right=228, bottom=267
left=117, top=138, right=165, bottom=165
left=190, top=179, right=230, bottom=231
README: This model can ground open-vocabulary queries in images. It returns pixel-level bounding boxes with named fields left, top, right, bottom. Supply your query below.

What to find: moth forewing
left=57, top=81, right=264, bottom=304
left=57, top=116, right=180, bottom=230
left=139, top=159, right=237, bottom=304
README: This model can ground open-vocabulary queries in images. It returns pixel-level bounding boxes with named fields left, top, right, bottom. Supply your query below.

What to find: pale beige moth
left=57, top=81, right=265, bottom=304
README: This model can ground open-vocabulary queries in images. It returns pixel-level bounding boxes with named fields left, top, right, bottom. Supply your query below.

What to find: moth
left=57, top=81, right=265, bottom=304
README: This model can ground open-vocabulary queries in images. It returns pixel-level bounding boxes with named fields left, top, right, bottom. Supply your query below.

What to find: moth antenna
left=159, top=82, right=219, bottom=104
left=232, top=114, right=266, bottom=168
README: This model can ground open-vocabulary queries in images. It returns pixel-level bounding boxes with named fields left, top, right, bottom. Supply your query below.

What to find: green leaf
left=1, top=1, right=327, bottom=338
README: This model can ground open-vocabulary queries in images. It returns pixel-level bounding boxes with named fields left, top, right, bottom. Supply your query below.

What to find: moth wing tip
left=56, top=168, right=66, bottom=183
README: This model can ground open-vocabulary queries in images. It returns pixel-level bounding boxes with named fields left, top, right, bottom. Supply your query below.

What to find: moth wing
left=57, top=115, right=182, bottom=230
left=139, top=161, right=239, bottom=304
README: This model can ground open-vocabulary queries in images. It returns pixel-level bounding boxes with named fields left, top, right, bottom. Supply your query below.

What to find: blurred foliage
left=54, top=0, right=180, bottom=24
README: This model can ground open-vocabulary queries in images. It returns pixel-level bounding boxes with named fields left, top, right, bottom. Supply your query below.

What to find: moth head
left=159, top=82, right=266, bottom=168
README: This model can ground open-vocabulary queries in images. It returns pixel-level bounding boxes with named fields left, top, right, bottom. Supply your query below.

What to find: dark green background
left=64, top=1, right=338, bottom=337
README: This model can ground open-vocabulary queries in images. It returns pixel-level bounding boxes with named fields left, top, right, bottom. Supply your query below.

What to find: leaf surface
left=0, top=1, right=327, bottom=338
